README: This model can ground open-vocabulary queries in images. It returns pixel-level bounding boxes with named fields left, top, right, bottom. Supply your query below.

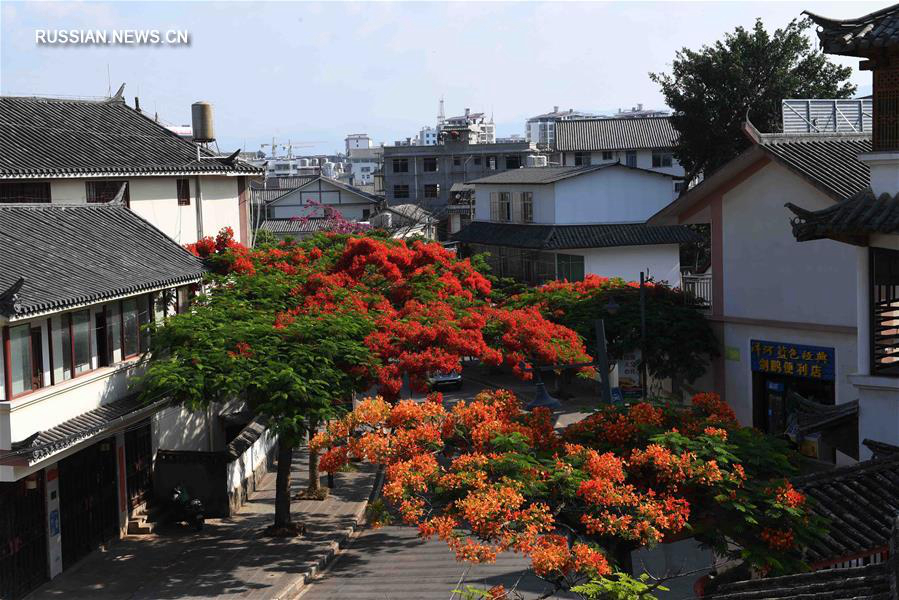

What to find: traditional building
left=0, top=204, right=205, bottom=597
left=0, top=95, right=261, bottom=245
left=554, top=116, right=685, bottom=190
left=454, top=164, right=697, bottom=286
left=784, top=3, right=899, bottom=459
left=648, top=121, right=870, bottom=460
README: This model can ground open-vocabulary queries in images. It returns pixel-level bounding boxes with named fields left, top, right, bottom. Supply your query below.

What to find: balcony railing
left=682, top=274, right=712, bottom=309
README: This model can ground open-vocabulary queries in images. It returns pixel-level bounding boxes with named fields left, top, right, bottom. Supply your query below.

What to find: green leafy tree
left=503, top=276, right=719, bottom=384
left=650, top=18, right=856, bottom=182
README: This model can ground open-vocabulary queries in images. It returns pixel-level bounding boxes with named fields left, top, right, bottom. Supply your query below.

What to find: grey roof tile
left=0, top=96, right=260, bottom=177
left=452, top=221, right=700, bottom=250
left=470, top=164, right=612, bottom=185
left=805, top=5, right=899, bottom=56
left=259, top=218, right=344, bottom=234
left=707, top=562, right=894, bottom=600
left=554, top=116, right=677, bottom=152
left=786, top=188, right=899, bottom=243
left=756, top=133, right=871, bottom=200
left=0, top=203, right=206, bottom=317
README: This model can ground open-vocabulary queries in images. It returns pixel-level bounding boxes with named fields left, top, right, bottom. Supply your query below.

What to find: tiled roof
left=786, top=188, right=899, bottom=244
left=865, top=439, right=899, bottom=461
left=805, top=5, right=899, bottom=56
left=385, top=204, right=433, bottom=223
left=9, top=394, right=170, bottom=462
left=470, top=164, right=611, bottom=185
left=706, top=562, right=895, bottom=600
left=554, top=116, right=677, bottom=152
left=258, top=218, right=345, bottom=234
left=250, top=188, right=291, bottom=204
left=452, top=221, right=700, bottom=250
left=249, top=176, right=318, bottom=190
left=0, top=204, right=205, bottom=318
left=794, top=455, right=899, bottom=565
left=756, top=133, right=871, bottom=200
left=0, top=96, right=261, bottom=178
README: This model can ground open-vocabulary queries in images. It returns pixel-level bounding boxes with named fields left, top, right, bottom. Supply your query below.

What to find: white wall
left=226, top=426, right=276, bottom=494
left=48, top=175, right=244, bottom=245
left=566, top=244, right=682, bottom=286
left=267, top=179, right=377, bottom=221
left=722, top=322, right=857, bottom=429
left=473, top=185, right=555, bottom=223
left=721, top=162, right=857, bottom=328
left=554, top=167, right=675, bottom=224
left=563, top=149, right=685, bottom=178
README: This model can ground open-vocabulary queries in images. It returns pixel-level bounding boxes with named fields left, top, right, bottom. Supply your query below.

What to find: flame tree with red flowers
left=139, top=228, right=591, bottom=533
left=313, top=390, right=823, bottom=595
left=501, top=274, right=720, bottom=386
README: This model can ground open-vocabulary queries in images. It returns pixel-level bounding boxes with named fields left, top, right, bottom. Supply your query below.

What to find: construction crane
left=260, top=138, right=327, bottom=159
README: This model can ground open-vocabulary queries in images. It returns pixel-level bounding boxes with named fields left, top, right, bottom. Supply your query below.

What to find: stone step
left=127, top=518, right=154, bottom=535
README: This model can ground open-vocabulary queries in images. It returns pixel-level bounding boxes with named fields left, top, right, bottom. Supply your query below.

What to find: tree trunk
left=306, top=423, right=321, bottom=495
left=274, top=437, right=294, bottom=528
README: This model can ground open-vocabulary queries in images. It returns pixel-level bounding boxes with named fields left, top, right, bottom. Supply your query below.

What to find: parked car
left=428, top=370, right=463, bottom=390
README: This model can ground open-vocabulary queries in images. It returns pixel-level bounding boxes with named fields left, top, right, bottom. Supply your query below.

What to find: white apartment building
left=454, top=164, right=697, bottom=286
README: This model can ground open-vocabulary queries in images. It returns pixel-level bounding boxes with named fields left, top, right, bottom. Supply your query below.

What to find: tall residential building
left=441, top=108, right=495, bottom=144
left=418, top=126, right=438, bottom=146
left=526, top=106, right=595, bottom=147
left=345, top=133, right=373, bottom=154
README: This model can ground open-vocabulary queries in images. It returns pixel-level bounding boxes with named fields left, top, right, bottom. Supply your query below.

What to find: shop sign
left=750, top=340, right=835, bottom=381
left=617, top=351, right=642, bottom=401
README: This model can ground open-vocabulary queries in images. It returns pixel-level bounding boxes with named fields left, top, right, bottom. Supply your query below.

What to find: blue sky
left=0, top=1, right=883, bottom=155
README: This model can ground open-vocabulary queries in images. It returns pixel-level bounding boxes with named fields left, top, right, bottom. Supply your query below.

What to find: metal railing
left=682, top=274, right=712, bottom=308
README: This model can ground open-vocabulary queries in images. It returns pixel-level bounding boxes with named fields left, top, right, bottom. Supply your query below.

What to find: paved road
left=297, top=524, right=578, bottom=600
left=30, top=451, right=377, bottom=600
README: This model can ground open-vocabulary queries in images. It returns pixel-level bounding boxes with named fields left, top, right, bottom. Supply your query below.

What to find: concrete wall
left=722, top=322, right=857, bottom=427
left=565, top=244, right=682, bottom=287
left=473, top=184, right=555, bottom=223
left=721, top=162, right=857, bottom=327
left=554, top=167, right=674, bottom=224
left=225, top=426, right=276, bottom=514
left=47, top=175, right=245, bottom=245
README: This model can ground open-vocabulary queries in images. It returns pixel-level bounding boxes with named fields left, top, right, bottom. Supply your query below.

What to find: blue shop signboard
left=750, top=340, right=835, bottom=381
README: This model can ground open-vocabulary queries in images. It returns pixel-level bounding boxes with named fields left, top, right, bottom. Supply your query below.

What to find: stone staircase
left=127, top=500, right=168, bottom=535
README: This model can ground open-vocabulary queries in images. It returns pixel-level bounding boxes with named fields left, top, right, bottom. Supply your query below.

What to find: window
left=574, top=152, right=591, bottom=166
left=70, top=311, right=92, bottom=375
left=520, top=192, right=533, bottom=223
left=8, top=325, right=33, bottom=396
left=177, top=179, right=190, bottom=206
left=121, top=299, right=140, bottom=358
left=392, top=158, right=409, bottom=173
left=361, top=166, right=371, bottom=172
left=424, top=184, right=440, bottom=198
left=674, top=181, right=686, bottom=194
left=362, top=209, right=371, bottom=220
left=393, top=185, right=410, bottom=199
left=652, top=151, right=673, bottom=168
left=625, top=151, right=637, bottom=168
left=602, top=151, right=614, bottom=161
left=487, top=156, right=497, bottom=170
left=505, top=155, right=521, bottom=170
left=473, top=157, right=482, bottom=166
left=498, top=192, right=511, bottom=221
left=453, top=157, right=462, bottom=167
left=871, top=247, right=899, bottom=375
left=1, top=181, right=51, bottom=203
left=556, top=254, right=585, bottom=282
left=423, top=157, right=438, bottom=172
left=86, top=180, right=130, bottom=207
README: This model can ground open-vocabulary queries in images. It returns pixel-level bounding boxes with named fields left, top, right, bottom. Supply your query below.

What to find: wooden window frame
left=86, top=180, right=130, bottom=207
left=0, top=181, right=52, bottom=204
left=68, top=310, right=94, bottom=379
left=120, top=299, right=140, bottom=360
left=176, top=178, right=191, bottom=206
left=4, top=323, right=42, bottom=400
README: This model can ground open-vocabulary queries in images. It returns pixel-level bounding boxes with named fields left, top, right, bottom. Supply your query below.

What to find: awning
left=3, top=395, right=169, bottom=466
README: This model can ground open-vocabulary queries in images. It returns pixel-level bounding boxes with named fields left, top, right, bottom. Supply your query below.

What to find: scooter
left=171, top=485, right=205, bottom=531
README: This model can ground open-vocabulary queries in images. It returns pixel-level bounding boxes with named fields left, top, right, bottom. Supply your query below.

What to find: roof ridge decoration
left=0, top=277, right=25, bottom=316
left=786, top=187, right=899, bottom=244
left=803, top=4, right=899, bottom=56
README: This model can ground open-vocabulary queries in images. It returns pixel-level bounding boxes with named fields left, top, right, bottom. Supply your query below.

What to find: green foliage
left=253, top=228, right=278, bottom=248
left=504, top=278, right=719, bottom=383
left=572, top=573, right=667, bottom=600
left=650, top=18, right=856, bottom=181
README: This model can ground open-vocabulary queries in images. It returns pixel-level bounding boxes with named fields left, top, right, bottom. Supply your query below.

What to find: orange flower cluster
left=772, top=481, right=805, bottom=509
left=760, top=527, right=795, bottom=550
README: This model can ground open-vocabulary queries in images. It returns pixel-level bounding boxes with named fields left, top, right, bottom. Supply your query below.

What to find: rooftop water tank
left=191, top=101, right=215, bottom=143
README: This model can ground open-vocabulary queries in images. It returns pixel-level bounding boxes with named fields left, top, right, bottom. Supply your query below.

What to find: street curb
left=278, top=464, right=386, bottom=599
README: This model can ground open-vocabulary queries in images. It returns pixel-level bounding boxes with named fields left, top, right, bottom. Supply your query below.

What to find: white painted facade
left=46, top=175, right=249, bottom=245
left=473, top=165, right=677, bottom=225
left=266, top=177, right=380, bottom=222
left=565, top=244, right=682, bottom=287
left=672, top=160, right=860, bottom=452
left=561, top=148, right=685, bottom=179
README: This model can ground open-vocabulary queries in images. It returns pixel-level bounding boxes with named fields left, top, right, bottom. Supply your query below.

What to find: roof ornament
left=220, top=148, right=241, bottom=165
left=0, top=277, right=25, bottom=317
left=111, top=83, right=125, bottom=102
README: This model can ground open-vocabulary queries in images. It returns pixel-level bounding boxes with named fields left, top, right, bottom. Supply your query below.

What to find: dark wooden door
left=59, top=439, right=119, bottom=569
left=0, top=478, right=47, bottom=600
left=125, top=422, right=153, bottom=512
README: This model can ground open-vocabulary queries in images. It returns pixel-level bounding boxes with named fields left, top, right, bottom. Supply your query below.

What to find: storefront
left=750, top=340, right=837, bottom=456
